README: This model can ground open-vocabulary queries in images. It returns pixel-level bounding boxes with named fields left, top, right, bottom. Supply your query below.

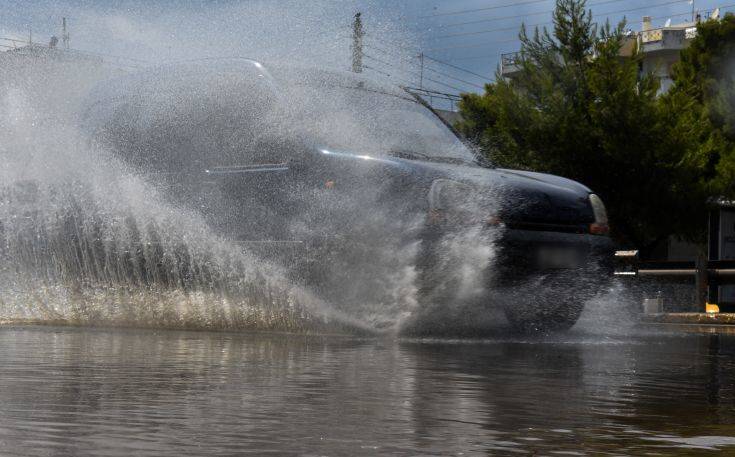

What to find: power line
left=440, top=0, right=633, bottom=28
left=425, top=37, right=520, bottom=53
left=363, top=64, right=393, bottom=78
left=363, top=64, right=418, bottom=87
left=421, top=0, right=552, bottom=18
left=435, top=0, right=689, bottom=39
left=358, top=0, right=735, bottom=92
left=364, top=54, right=465, bottom=93
left=408, top=74, right=465, bottom=93
left=425, top=1, right=717, bottom=52
left=364, top=53, right=423, bottom=83
left=364, top=45, right=492, bottom=88
left=419, top=0, right=712, bottom=20
left=422, top=65, right=486, bottom=89
left=364, top=42, right=412, bottom=62
left=366, top=42, right=493, bottom=85
left=441, top=6, right=564, bottom=29
left=364, top=51, right=410, bottom=70
left=422, top=54, right=493, bottom=81
left=436, top=19, right=551, bottom=39
left=364, top=35, right=423, bottom=57
left=441, top=54, right=498, bottom=62
left=405, top=87, right=462, bottom=101
left=364, top=1, right=731, bottom=91
left=361, top=26, right=489, bottom=90
left=375, top=66, right=464, bottom=93
left=424, top=5, right=735, bottom=72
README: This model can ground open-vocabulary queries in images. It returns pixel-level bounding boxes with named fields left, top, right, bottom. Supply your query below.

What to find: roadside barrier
left=615, top=250, right=735, bottom=310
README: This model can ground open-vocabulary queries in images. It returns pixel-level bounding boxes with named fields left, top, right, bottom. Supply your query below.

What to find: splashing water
left=0, top=3, right=624, bottom=336
left=0, top=49, right=501, bottom=336
left=0, top=58, right=374, bottom=334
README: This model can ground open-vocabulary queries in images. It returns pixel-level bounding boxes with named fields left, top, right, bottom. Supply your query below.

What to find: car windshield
left=281, top=81, right=478, bottom=164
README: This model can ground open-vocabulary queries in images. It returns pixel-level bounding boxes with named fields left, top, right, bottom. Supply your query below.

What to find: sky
left=0, top=0, right=729, bottom=97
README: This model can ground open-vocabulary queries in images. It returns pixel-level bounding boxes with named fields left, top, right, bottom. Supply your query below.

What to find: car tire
left=501, top=271, right=597, bottom=333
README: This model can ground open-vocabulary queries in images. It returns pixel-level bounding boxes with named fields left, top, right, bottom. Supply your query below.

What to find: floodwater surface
left=0, top=326, right=734, bottom=456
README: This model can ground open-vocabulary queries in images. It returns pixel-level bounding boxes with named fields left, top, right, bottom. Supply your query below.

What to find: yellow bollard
left=706, top=303, right=720, bottom=314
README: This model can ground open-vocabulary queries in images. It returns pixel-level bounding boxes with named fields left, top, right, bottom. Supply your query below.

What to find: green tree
left=457, top=0, right=710, bottom=252
left=661, top=14, right=735, bottom=198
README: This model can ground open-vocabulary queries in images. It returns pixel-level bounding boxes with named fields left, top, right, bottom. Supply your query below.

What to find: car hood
left=312, top=149, right=596, bottom=227
left=494, top=168, right=591, bottom=194
left=399, top=159, right=596, bottom=227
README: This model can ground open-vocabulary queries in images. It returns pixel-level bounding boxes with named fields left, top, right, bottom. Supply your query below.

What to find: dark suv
left=81, top=58, right=614, bottom=332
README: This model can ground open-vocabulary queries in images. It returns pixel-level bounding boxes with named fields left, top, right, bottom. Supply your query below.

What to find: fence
left=616, top=204, right=735, bottom=311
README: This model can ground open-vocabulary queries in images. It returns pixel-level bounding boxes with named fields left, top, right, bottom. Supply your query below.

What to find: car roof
left=79, top=58, right=410, bottom=147
left=85, top=57, right=406, bottom=109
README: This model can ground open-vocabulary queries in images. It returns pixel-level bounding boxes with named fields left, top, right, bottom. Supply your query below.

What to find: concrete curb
left=639, top=313, right=735, bottom=334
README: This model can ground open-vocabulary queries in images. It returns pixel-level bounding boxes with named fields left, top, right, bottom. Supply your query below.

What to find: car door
left=198, top=134, right=303, bottom=243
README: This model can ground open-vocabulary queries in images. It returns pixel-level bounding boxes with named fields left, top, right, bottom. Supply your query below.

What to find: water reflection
left=0, top=327, right=734, bottom=456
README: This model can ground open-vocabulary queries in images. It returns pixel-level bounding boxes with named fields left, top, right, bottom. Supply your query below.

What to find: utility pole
left=28, top=26, right=32, bottom=46
left=351, top=12, right=364, bottom=73
left=418, top=52, right=424, bottom=89
left=62, top=17, right=70, bottom=49
left=691, top=0, right=695, bottom=22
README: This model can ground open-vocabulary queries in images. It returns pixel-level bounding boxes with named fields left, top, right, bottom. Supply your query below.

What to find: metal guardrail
left=615, top=250, right=735, bottom=309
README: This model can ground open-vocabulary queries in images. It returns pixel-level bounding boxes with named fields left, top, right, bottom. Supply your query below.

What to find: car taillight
left=588, top=194, right=609, bottom=235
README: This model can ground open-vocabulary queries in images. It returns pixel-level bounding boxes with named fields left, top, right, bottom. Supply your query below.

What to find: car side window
left=193, top=127, right=293, bottom=169
left=180, top=91, right=295, bottom=170
left=98, top=75, right=289, bottom=174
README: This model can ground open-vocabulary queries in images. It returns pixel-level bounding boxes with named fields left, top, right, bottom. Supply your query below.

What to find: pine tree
left=456, top=0, right=712, bottom=252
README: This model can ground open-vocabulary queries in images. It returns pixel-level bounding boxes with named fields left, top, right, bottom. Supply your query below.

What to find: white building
left=500, top=9, right=725, bottom=94
left=636, top=16, right=699, bottom=93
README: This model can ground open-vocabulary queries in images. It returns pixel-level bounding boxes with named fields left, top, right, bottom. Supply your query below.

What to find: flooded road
left=1, top=326, right=734, bottom=456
